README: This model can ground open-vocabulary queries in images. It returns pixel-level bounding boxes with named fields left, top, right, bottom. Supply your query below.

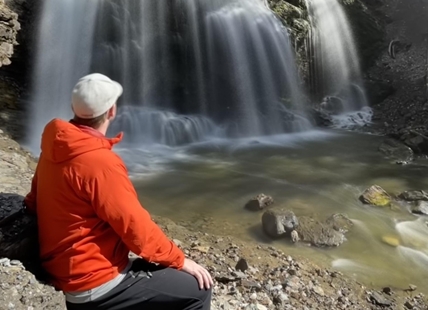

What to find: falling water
left=27, top=0, right=313, bottom=152
left=305, top=0, right=369, bottom=119
left=26, top=0, right=100, bottom=152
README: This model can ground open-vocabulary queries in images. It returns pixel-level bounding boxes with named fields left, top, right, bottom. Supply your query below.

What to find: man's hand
left=182, top=258, right=213, bottom=290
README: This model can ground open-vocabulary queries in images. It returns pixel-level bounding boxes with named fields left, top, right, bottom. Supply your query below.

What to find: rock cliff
left=0, top=0, right=20, bottom=67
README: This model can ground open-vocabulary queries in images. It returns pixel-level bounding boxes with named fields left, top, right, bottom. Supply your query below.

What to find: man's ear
left=107, top=103, right=117, bottom=120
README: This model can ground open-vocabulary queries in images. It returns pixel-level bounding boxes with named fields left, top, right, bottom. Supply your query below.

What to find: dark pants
left=66, top=259, right=212, bottom=310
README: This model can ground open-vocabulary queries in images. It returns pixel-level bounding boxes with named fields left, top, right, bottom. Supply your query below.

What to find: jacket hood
left=40, top=119, right=123, bottom=163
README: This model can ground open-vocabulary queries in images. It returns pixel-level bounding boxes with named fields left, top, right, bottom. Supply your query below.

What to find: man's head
left=71, top=73, right=123, bottom=130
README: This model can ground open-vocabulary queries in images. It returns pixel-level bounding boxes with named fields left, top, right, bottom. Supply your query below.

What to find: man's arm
left=85, top=160, right=185, bottom=269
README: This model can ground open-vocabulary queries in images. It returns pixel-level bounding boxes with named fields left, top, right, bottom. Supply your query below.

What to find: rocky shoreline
left=1, top=131, right=427, bottom=310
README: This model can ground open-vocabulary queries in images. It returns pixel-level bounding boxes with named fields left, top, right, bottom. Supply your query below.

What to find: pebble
left=235, top=258, right=249, bottom=272
left=381, top=235, right=400, bottom=247
left=369, top=291, right=392, bottom=306
left=172, top=239, right=182, bottom=247
left=408, top=284, right=417, bottom=291
left=313, top=286, right=325, bottom=296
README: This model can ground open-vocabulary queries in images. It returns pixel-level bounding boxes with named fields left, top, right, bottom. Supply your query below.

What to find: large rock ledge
left=0, top=0, right=20, bottom=67
left=1, top=134, right=428, bottom=310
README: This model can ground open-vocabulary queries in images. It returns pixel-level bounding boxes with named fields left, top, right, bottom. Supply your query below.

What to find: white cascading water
left=305, top=0, right=371, bottom=128
left=26, top=0, right=100, bottom=153
left=395, top=219, right=428, bottom=269
left=26, top=0, right=314, bottom=152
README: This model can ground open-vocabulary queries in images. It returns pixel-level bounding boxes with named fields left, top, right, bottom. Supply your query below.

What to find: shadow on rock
left=0, top=193, right=48, bottom=282
left=246, top=223, right=276, bottom=245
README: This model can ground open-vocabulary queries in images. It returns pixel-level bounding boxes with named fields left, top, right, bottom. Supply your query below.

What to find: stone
left=398, top=190, right=428, bottom=201
left=235, top=258, right=249, bottom=272
left=400, top=130, right=428, bottom=154
left=369, top=291, right=392, bottom=306
left=295, top=216, right=346, bottom=247
left=215, top=275, right=238, bottom=284
left=320, top=96, right=345, bottom=114
left=290, top=230, right=299, bottom=243
left=408, top=284, right=417, bottom=291
left=381, top=236, right=400, bottom=247
left=245, top=194, right=274, bottom=211
left=312, top=286, right=324, bottom=296
left=411, top=201, right=428, bottom=215
left=240, top=279, right=262, bottom=290
left=382, top=287, right=392, bottom=295
left=310, top=108, right=332, bottom=127
left=359, top=185, right=391, bottom=207
left=379, top=138, right=414, bottom=162
left=172, top=239, right=183, bottom=247
left=231, top=271, right=246, bottom=279
left=325, top=213, right=354, bottom=233
left=261, top=209, right=298, bottom=238
left=256, top=304, right=267, bottom=310
left=193, top=246, right=210, bottom=253
left=284, top=275, right=301, bottom=291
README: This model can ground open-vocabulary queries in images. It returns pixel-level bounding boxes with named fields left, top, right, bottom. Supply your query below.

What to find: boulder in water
left=398, top=130, right=428, bottom=154
left=310, top=108, right=332, bottom=127
left=261, top=209, right=298, bottom=238
left=245, top=194, right=274, bottom=211
left=359, top=185, right=391, bottom=207
left=381, top=235, right=400, bottom=247
left=294, top=216, right=346, bottom=247
left=325, top=213, right=354, bottom=234
left=378, top=138, right=414, bottom=162
left=398, top=190, right=428, bottom=202
left=320, top=96, right=344, bottom=114
left=411, top=201, right=428, bottom=216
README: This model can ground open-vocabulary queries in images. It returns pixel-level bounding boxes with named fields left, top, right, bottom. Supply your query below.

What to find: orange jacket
left=24, top=119, right=184, bottom=292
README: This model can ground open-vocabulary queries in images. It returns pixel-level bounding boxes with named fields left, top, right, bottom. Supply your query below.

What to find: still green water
left=120, top=130, right=428, bottom=291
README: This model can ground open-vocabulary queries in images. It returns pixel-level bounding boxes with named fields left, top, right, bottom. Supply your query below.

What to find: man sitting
left=24, top=73, right=213, bottom=310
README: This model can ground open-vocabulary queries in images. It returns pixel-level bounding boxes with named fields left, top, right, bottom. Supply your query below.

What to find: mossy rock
left=359, top=185, right=391, bottom=207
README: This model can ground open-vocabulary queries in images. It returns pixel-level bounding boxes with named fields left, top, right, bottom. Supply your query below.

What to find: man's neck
left=96, top=122, right=109, bottom=136
left=70, top=120, right=109, bottom=138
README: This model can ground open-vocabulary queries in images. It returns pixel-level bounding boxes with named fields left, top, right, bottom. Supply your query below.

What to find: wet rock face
left=310, top=108, right=333, bottom=127
left=396, top=130, right=428, bottom=155
left=411, top=201, right=428, bottom=216
left=398, top=190, right=428, bottom=202
left=0, top=0, right=20, bottom=67
left=378, top=138, right=414, bottom=162
left=261, top=209, right=298, bottom=238
left=359, top=185, right=391, bottom=207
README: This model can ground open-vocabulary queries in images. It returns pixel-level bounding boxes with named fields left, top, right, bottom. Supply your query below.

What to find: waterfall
left=305, top=0, right=369, bottom=117
left=26, top=0, right=313, bottom=152
left=26, top=0, right=100, bottom=152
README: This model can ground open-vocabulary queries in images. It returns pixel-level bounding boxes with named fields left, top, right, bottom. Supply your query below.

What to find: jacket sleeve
left=85, top=159, right=185, bottom=270
left=24, top=164, right=39, bottom=215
